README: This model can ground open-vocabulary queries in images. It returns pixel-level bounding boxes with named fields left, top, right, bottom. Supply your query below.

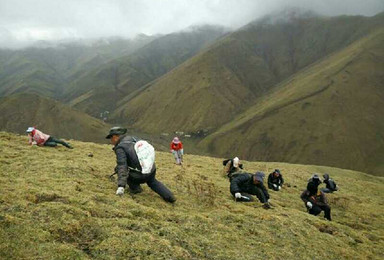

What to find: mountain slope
left=198, top=28, right=384, bottom=176
left=65, top=26, right=227, bottom=117
left=0, top=36, right=155, bottom=98
left=0, top=132, right=383, bottom=259
left=0, top=93, right=110, bottom=143
left=112, top=12, right=384, bottom=133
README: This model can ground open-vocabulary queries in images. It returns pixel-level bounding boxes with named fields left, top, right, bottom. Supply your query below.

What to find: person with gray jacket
left=107, top=127, right=176, bottom=203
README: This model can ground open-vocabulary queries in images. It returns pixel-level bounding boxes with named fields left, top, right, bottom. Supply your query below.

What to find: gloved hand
left=278, top=186, right=281, bottom=190
left=235, top=192, right=242, bottom=199
left=170, top=149, right=174, bottom=153
left=273, top=184, right=277, bottom=188
left=116, top=187, right=124, bottom=196
left=306, top=201, right=313, bottom=209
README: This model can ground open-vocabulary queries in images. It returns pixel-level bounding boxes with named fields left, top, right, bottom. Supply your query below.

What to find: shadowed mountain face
left=199, top=28, right=384, bottom=176
left=64, top=26, right=228, bottom=117
left=112, top=13, right=383, bottom=134
left=0, top=93, right=110, bottom=143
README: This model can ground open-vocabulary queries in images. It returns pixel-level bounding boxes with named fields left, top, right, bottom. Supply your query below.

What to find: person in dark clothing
left=230, top=171, right=271, bottom=209
left=308, top=174, right=322, bottom=187
left=300, top=181, right=331, bottom=221
left=107, top=127, right=176, bottom=203
left=223, top=157, right=243, bottom=180
left=268, top=169, right=284, bottom=191
left=321, top=174, right=338, bottom=193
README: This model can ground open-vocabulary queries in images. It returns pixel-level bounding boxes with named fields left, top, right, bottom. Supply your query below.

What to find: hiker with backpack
left=26, top=127, right=73, bottom=149
left=170, top=137, right=183, bottom=165
left=268, top=169, right=284, bottom=191
left=107, top=127, right=176, bottom=203
left=230, top=171, right=271, bottom=209
left=300, top=179, right=332, bottom=221
left=321, top=173, right=338, bottom=193
left=223, top=157, right=243, bottom=179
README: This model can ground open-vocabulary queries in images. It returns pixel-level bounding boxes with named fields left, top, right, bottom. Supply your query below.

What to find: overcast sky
left=0, top=0, right=383, bottom=48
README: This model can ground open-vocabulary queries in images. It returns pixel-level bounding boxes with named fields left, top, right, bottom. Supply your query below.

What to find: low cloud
left=0, top=0, right=383, bottom=48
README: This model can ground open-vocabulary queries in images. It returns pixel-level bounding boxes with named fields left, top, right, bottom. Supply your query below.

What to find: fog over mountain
left=1, top=0, right=383, bottom=49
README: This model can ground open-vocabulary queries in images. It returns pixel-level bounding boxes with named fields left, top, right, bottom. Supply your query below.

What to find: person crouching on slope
left=107, top=127, right=176, bottom=203
left=170, top=137, right=183, bottom=165
left=300, top=181, right=331, bottom=221
left=26, top=127, right=73, bottom=149
left=230, top=171, right=271, bottom=209
left=223, top=157, right=243, bottom=180
left=321, top=173, right=338, bottom=193
left=268, top=169, right=284, bottom=191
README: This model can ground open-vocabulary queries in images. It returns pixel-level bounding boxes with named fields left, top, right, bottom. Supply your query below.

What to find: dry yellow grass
left=0, top=131, right=383, bottom=259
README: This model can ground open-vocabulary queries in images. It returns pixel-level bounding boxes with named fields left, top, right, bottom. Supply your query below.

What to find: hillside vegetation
left=65, top=26, right=227, bottom=117
left=0, top=37, right=154, bottom=99
left=0, top=93, right=110, bottom=143
left=199, top=27, right=384, bottom=176
left=1, top=132, right=383, bottom=259
left=112, top=13, right=384, bottom=133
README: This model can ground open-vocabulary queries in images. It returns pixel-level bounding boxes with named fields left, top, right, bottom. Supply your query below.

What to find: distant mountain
left=0, top=93, right=110, bottom=143
left=112, top=12, right=383, bottom=134
left=198, top=27, right=384, bottom=175
left=64, top=25, right=228, bottom=117
left=0, top=36, right=156, bottom=98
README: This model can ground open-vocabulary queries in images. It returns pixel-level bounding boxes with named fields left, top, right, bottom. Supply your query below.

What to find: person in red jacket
left=26, top=127, right=73, bottom=149
left=170, top=137, right=183, bottom=165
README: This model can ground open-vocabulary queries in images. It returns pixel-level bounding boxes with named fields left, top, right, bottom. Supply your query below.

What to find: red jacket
left=170, top=142, right=183, bottom=151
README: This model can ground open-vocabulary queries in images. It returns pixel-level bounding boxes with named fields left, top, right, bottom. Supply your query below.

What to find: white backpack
left=133, top=140, right=155, bottom=174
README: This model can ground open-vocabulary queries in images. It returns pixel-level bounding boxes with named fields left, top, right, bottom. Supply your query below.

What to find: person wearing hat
left=308, top=174, right=322, bottom=187
left=268, top=169, right=284, bottom=191
left=230, top=171, right=271, bottom=209
left=107, top=127, right=176, bottom=203
left=170, top=137, right=183, bottom=165
left=26, top=127, right=73, bottom=149
left=321, top=173, right=338, bottom=193
left=223, top=157, right=243, bottom=180
left=300, top=181, right=332, bottom=221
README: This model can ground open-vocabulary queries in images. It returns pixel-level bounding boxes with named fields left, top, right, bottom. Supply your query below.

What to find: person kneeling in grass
left=301, top=181, right=331, bottom=221
left=26, top=127, right=73, bottom=149
left=230, top=171, right=271, bottom=209
left=268, top=169, right=284, bottom=191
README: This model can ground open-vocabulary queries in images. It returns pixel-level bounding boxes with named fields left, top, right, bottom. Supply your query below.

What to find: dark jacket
left=230, top=173, right=269, bottom=200
left=324, top=179, right=338, bottom=191
left=268, top=173, right=284, bottom=188
left=114, top=135, right=156, bottom=187
left=300, top=189, right=328, bottom=207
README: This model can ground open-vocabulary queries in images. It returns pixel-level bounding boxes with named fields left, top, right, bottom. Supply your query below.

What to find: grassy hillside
left=112, top=12, right=384, bottom=133
left=0, top=93, right=110, bottom=143
left=65, top=26, right=227, bottom=117
left=0, top=37, right=154, bottom=98
left=0, top=132, right=383, bottom=259
left=199, top=28, right=384, bottom=176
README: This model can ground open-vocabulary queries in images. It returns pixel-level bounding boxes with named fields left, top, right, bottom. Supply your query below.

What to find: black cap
left=106, top=126, right=127, bottom=139
left=254, top=171, right=265, bottom=183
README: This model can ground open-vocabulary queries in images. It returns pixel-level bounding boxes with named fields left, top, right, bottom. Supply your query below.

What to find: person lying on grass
left=26, top=127, right=73, bottom=149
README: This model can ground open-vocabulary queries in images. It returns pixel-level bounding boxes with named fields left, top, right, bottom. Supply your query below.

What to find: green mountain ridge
left=0, top=36, right=156, bottom=98
left=64, top=25, right=228, bottom=117
left=112, top=13, right=384, bottom=133
left=0, top=93, right=110, bottom=143
left=199, top=27, right=384, bottom=176
left=0, top=132, right=383, bottom=259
